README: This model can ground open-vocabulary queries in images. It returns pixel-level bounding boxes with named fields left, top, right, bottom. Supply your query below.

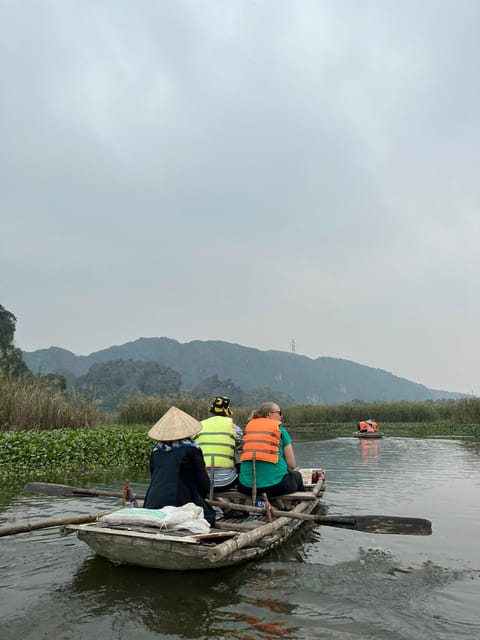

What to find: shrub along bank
left=0, top=425, right=151, bottom=479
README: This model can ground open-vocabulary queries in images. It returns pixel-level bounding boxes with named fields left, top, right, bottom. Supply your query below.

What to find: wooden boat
left=65, top=469, right=326, bottom=571
left=354, top=431, right=384, bottom=439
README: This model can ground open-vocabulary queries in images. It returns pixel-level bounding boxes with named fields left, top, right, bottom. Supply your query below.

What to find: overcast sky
left=1, top=1, right=479, bottom=395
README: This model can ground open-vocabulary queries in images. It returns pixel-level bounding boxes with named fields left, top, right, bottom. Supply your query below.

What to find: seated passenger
left=195, top=395, right=243, bottom=491
left=143, top=406, right=215, bottom=525
left=237, top=402, right=305, bottom=498
left=358, top=420, right=375, bottom=432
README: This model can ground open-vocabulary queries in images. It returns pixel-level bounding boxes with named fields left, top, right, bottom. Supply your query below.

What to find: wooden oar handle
left=0, top=508, right=117, bottom=538
left=207, top=499, right=432, bottom=535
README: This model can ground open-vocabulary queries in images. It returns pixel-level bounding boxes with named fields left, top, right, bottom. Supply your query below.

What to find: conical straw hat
left=148, top=406, right=202, bottom=441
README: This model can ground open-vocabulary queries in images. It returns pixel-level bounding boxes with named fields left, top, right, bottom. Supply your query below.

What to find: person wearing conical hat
left=195, top=396, right=243, bottom=491
left=143, top=406, right=216, bottom=524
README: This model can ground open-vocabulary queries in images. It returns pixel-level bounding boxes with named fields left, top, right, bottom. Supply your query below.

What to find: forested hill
left=22, top=337, right=460, bottom=404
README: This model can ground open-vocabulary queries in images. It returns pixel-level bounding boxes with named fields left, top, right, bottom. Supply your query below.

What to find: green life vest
left=196, top=416, right=236, bottom=468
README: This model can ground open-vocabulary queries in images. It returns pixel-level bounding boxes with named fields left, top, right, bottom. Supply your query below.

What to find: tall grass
left=118, top=397, right=480, bottom=427
left=284, top=401, right=441, bottom=424
left=2, top=373, right=480, bottom=432
left=0, top=374, right=99, bottom=430
left=117, top=394, right=212, bottom=424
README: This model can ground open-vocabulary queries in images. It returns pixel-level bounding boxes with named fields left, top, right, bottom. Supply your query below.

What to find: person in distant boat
left=358, top=419, right=377, bottom=432
left=195, top=396, right=243, bottom=491
left=237, top=402, right=305, bottom=498
left=143, top=406, right=216, bottom=525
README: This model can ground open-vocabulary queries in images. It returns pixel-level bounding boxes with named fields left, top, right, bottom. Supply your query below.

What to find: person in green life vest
left=195, top=396, right=243, bottom=491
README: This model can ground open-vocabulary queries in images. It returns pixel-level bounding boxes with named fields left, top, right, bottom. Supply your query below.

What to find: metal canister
left=255, top=499, right=265, bottom=509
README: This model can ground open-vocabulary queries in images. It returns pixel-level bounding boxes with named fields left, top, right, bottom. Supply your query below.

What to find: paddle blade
left=23, top=482, right=126, bottom=499
left=24, top=482, right=81, bottom=496
left=346, top=515, right=432, bottom=536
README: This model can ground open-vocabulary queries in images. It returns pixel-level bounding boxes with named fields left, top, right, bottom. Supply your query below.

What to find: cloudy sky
left=1, top=1, right=479, bottom=395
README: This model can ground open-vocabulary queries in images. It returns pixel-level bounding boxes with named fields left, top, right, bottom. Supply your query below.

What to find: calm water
left=1, top=437, right=479, bottom=639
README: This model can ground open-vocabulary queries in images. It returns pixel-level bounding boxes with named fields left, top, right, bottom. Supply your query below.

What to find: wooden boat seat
left=214, top=489, right=318, bottom=502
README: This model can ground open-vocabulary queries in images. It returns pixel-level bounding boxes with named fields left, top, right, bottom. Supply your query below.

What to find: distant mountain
left=23, top=337, right=461, bottom=404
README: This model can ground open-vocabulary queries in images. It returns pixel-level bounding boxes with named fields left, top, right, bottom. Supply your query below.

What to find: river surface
left=1, top=436, right=479, bottom=639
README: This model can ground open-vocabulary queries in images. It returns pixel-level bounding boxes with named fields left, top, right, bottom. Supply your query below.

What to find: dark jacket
left=143, top=444, right=215, bottom=524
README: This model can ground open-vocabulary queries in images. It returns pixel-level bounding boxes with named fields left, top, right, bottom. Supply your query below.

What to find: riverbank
left=290, top=421, right=480, bottom=439
left=1, top=422, right=479, bottom=479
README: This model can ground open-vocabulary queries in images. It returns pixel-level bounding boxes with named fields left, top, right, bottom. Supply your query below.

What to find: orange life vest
left=358, top=421, right=374, bottom=432
left=240, top=417, right=281, bottom=464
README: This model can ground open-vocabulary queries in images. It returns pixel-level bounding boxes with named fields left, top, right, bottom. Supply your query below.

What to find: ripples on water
left=1, top=437, right=479, bottom=639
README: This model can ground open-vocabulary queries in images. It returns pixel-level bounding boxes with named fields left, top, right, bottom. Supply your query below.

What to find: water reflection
left=358, top=439, right=379, bottom=465
left=65, top=557, right=300, bottom=639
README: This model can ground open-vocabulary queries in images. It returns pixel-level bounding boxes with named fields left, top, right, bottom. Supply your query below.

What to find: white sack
left=98, top=503, right=210, bottom=534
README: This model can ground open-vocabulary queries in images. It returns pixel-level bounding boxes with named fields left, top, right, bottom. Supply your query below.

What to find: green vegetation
left=118, top=395, right=211, bottom=424
left=1, top=371, right=480, bottom=479
left=119, top=396, right=480, bottom=427
left=0, top=304, right=29, bottom=376
left=0, top=426, right=151, bottom=479
left=1, top=420, right=478, bottom=479
left=282, top=398, right=480, bottom=425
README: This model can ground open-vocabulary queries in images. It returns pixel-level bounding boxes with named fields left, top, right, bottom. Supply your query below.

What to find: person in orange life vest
left=237, top=402, right=305, bottom=497
left=195, top=395, right=243, bottom=491
left=358, top=420, right=375, bottom=433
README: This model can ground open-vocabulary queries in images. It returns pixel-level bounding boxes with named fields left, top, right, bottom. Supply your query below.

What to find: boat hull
left=354, top=431, right=383, bottom=439
left=75, top=526, right=265, bottom=570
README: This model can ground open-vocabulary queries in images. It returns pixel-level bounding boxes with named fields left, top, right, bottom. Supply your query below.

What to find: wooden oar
left=23, top=482, right=432, bottom=536
left=23, top=482, right=146, bottom=501
left=207, top=498, right=432, bottom=536
left=0, top=508, right=117, bottom=537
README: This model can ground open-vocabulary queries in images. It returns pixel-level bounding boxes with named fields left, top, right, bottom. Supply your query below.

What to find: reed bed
left=118, top=397, right=480, bottom=427
left=2, top=375, right=480, bottom=431
left=117, top=394, right=211, bottom=424
left=0, top=374, right=98, bottom=431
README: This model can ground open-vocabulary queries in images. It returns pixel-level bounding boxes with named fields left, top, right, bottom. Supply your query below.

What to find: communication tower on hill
left=291, top=338, right=296, bottom=354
